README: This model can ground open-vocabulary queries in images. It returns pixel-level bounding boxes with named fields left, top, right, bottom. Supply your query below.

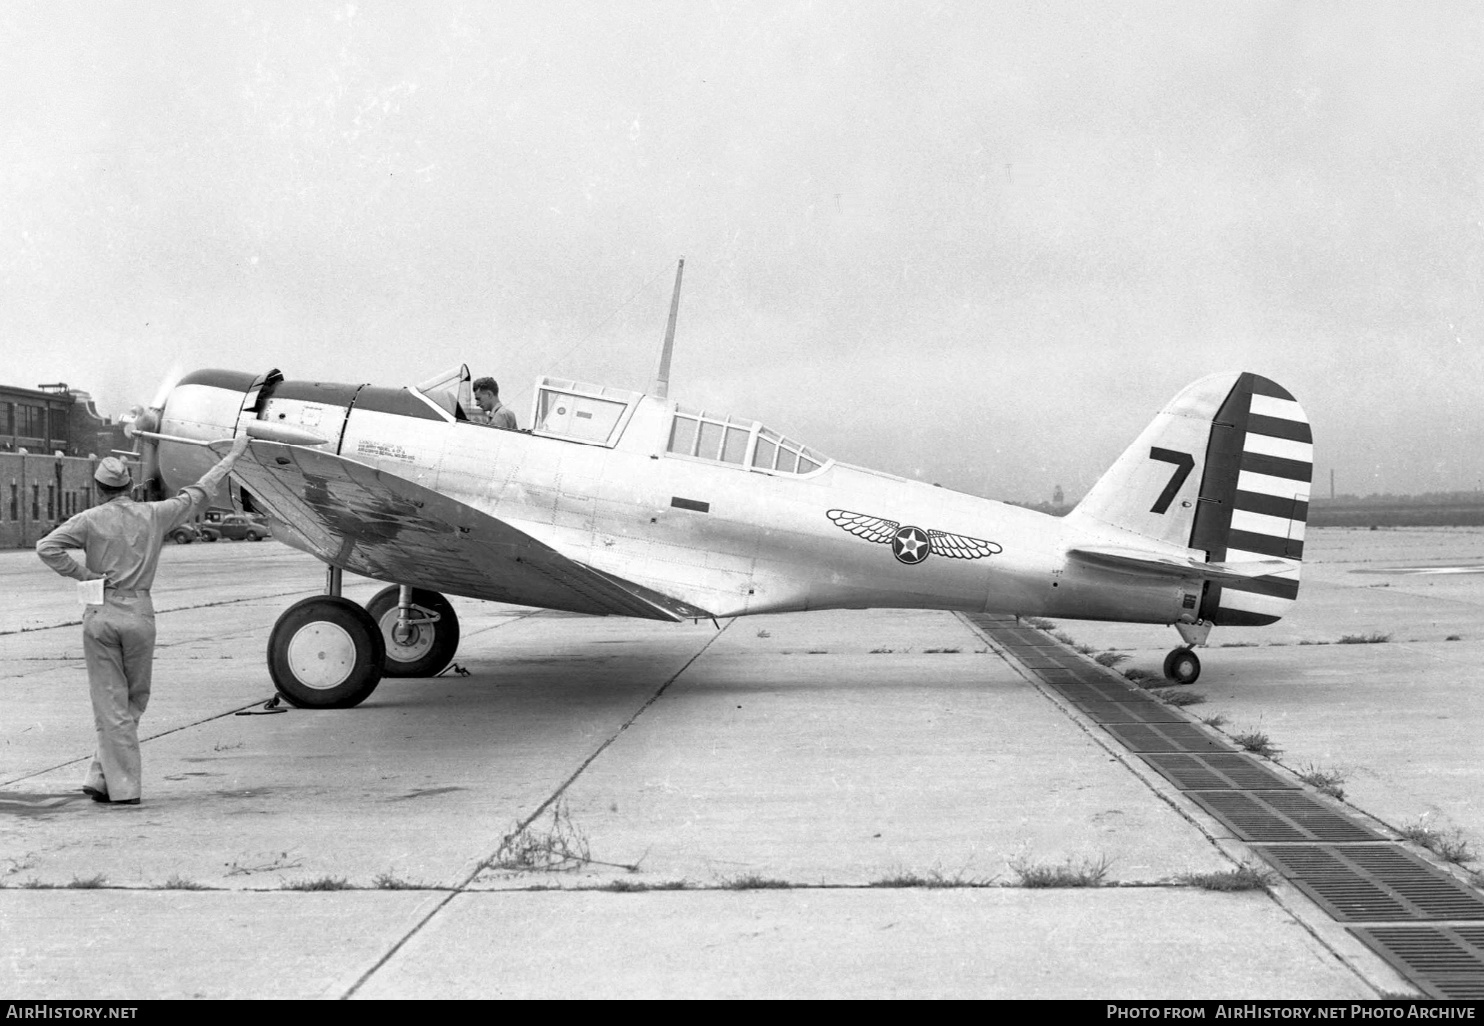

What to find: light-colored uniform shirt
left=36, top=464, right=229, bottom=592
left=484, top=402, right=518, bottom=431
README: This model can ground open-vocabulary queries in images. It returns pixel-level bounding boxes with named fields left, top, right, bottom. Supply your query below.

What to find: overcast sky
left=3, top=1, right=1480, bottom=500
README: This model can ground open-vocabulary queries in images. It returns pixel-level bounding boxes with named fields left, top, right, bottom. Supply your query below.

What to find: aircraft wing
left=219, top=440, right=711, bottom=621
left=1066, top=545, right=1294, bottom=584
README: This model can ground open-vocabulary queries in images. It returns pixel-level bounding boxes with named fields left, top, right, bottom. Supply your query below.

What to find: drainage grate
left=1350, top=926, right=1484, bottom=999
left=1048, top=682, right=1161, bottom=704
left=1035, top=667, right=1126, bottom=686
left=1069, top=701, right=1190, bottom=724
left=1103, top=722, right=1236, bottom=753
left=1139, top=752, right=1298, bottom=790
left=1010, top=648, right=1097, bottom=671
left=986, top=629, right=1064, bottom=649
left=1189, top=791, right=1382, bottom=842
left=1255, top=845, right=1484, bottom=922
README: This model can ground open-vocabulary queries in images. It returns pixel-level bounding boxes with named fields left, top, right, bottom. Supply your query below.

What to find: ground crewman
left=36, top=434, right=252, bottom=806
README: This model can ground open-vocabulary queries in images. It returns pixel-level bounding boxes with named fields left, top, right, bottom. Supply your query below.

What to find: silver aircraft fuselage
left=157, top=368, right=1199, bottom=626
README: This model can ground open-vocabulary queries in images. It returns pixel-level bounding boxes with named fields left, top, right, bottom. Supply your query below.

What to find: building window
left=1, top=402, right=11, bottom=435
left=9, top=483, right=16, bottom=521
left=32, top=484, right=40, bottom=520
left=17, top=405, right=45, bottom=439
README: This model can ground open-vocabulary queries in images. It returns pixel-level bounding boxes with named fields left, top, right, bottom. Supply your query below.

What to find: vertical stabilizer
left=1067, top=372, right=1311, bottom=626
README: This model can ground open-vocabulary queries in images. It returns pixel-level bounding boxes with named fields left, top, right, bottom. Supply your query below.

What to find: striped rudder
left=1190, top=374, right=1311, bottom=626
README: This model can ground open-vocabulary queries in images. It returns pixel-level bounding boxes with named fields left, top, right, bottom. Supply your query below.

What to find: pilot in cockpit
left=472, top=377, right=518, bottom=431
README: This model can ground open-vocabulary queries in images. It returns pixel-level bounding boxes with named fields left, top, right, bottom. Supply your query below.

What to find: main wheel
left=365, top=586, right=460, bottom=677
left=170, top=528, right=193, bottom=544
left=1163, top=647, right=1201, bottom=685
left=268, top=596, right=386, bottom=708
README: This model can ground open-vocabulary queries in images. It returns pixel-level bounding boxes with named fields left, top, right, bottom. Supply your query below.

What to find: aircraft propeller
left=117, top=364, right=182, bottom=494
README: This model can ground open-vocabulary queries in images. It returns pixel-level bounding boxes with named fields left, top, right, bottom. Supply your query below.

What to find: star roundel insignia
left=892, top=526, right=930, bottom=564
left=826, top=510, right=1002, bottom=565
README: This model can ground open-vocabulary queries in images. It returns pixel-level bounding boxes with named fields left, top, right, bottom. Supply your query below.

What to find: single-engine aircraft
left=124, top=352, right=1310, bottom=709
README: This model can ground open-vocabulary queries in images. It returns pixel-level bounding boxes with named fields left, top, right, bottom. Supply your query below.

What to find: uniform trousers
left=80, top=594, right=156, bottom=802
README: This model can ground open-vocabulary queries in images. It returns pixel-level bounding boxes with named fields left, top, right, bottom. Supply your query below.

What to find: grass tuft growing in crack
left=1008, top=854, right=1111, bottom=888
left=372, top=872, right=429, bottom=890
left=1179, top=862, right=1275, bottom=892
left=868, top=869, right=990, bottom=889
left=720, top=873, right=793, bottom=890
left=601, top=879, right=692, bottom=892
left=1338, top=633, right=1391, bottom=644
left=1398, top=820, right=1477, bottom=865
left=155, top=874, right=210, bottom=891
left=1297, top=765, right=1348, bottom=801
left=1231, top=729, right=1281, bottom=759
left=281, top=876, right=351, bottom=891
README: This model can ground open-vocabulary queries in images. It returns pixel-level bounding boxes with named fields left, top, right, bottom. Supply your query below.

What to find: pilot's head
left=473, top=376, right=499, bottom=412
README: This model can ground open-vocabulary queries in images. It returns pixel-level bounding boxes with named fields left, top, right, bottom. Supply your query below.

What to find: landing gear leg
left=365, top=586, right=461, bottom=677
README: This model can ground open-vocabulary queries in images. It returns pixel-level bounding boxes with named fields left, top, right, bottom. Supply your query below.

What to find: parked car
left=207, top=513, right=271, bottom=542
left=169, top=523, right=207, bottom=544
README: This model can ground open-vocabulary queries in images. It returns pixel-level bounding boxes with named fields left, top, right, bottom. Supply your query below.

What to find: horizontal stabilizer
left=1067, top=545, right=1295, bottom=584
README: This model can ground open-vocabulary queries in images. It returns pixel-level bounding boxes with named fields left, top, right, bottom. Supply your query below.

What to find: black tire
left=1163, top=647, right=1201, bottom=685
left=268, top=596, right=386, bottom=708
left=365, top=586, right=461, bottom=677
left=202, top=531, right=218, bottom=543
left=247, top=531, right=264, bottom=541
left=171, top=529, right=193, bottom=545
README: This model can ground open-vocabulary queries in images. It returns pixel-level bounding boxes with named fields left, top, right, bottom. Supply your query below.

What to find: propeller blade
left=149, top=362, right=182, bottom=411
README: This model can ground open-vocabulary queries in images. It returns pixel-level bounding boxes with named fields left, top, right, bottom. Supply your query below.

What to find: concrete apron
left=0, top=546, right=1400, bottom=998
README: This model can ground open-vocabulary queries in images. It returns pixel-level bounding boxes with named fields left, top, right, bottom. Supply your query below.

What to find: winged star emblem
left=826, top=510, right=1003, bottom=565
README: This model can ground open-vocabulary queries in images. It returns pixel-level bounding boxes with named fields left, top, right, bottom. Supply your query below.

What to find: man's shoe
left=82, top=786, right=109, bottom=803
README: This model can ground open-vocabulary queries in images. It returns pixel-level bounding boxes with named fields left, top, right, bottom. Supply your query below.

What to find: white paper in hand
left=77, top=579, right=105, bottom=606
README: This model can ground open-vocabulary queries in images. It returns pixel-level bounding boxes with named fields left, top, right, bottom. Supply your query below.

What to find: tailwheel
left=366, top=586, right=460, bottom=677
left=1163, top=647, right=1201, bottom=685
left=268, top=596, right=386, bottom=708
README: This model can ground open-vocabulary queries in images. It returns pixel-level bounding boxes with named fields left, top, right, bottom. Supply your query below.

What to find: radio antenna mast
left=651, top=257, right=684, bottom=398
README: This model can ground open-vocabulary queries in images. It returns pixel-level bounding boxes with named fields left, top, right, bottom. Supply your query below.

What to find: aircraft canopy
left=415, top=364, right=474, bottom=420
left=667, top=405, right=828, bottom=475
left=533, top=377, right=642, bottom=446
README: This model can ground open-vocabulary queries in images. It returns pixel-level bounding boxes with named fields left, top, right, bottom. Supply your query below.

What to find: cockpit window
left=414, top=364, right=474, bottom=420
left=667, top=407, right=828, bottom=474
left=537, top=390, right=627, bottom=443
left=532, top=377, right=641, bottom=447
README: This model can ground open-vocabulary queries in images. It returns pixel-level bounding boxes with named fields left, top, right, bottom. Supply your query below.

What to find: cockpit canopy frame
left=530, top=376, right=643, bottom=448
left=666, top=405, right=828, bottom=476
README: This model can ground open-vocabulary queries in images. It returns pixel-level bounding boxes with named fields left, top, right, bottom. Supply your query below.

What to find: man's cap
left=94, top=457, right=132, bottom=488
